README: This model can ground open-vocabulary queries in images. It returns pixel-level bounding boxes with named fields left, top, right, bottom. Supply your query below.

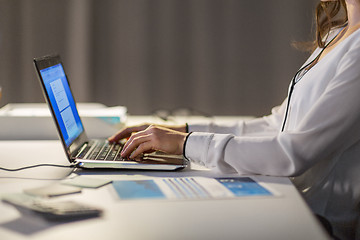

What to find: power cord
left=0, top=164, right=75, bottom=172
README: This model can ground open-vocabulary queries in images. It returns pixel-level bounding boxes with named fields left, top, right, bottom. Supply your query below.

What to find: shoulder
left=334, top=28, right=360, bottom=66
left=347, top=28, right=360, bottom=48
left=341, top=30, right=360, bottom=60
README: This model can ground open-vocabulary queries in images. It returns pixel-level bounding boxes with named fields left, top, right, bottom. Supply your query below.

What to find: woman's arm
left=186, top=43, right=360, bottom=176
left=188, top=99, right=287, bottom=137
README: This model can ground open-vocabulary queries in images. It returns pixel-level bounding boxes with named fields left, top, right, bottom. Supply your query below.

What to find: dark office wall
left=0, top=0, right=317, bottom=116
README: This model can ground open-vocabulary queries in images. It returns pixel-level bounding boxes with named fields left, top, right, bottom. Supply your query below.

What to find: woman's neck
left=346, top=1, right=360, bottom=32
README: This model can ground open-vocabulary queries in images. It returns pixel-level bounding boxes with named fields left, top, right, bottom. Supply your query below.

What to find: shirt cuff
left=182, top=132, right=192, bottom=160
left=183, top=132, right=214, bottom=165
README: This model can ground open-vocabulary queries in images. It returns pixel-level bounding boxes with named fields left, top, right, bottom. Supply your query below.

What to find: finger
left=121, top=134, right=152, bottom=157
left=108, top=125, right=146, bottom=142
left=121, top=130, right=147, bottom=150
left=121, top=125, right=155, bottom=149
left=129, top=141, right=155, bottom=159
left=108, top=129, right=128, bottom=142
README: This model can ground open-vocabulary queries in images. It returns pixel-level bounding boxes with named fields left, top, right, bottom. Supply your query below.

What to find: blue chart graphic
left=112, top=180, right=165, bottom=200
left=112, top=177, right=273, bottom=200
left=215, top=177, right=272, bottom=196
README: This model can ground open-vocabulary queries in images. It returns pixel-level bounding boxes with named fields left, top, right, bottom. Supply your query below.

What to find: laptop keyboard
left=77, top=140, right=126, bottom=161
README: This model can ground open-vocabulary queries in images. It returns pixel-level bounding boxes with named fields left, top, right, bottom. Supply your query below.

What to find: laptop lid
left=34, top=54, right=88, bottom=162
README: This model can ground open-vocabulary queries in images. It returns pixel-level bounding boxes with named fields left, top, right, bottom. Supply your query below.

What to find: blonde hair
left=315, top=0, right=348, bottom=48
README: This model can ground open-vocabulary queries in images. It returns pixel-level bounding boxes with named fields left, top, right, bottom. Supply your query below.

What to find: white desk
left=0, top=140, right=329, bottom=240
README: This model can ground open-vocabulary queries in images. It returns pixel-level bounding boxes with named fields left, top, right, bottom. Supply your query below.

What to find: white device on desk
left=33, top=54, right=187, bottom=171
left=0, top=103, right=127, bottom=140
left=2, top=193, right=102, bottom=221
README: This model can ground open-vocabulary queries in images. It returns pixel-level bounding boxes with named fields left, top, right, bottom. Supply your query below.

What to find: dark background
left=0, top=0, right=317, bottom=116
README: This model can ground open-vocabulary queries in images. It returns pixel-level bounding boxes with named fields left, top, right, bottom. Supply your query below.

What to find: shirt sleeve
left=185, top=42, right=360, bottom=176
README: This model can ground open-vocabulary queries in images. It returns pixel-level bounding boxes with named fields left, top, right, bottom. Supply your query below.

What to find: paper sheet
left=112, top=177, right=276, bottom=200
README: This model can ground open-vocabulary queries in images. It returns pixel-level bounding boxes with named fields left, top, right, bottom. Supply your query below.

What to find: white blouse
left=185, top=28, right=360, bottom=240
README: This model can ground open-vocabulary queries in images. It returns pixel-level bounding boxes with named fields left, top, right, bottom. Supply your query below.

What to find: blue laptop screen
left=39, top=63, right=84, bottom=147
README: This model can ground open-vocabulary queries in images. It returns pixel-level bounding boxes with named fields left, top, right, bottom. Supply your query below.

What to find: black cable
left=0, top=176, right=76, bottom=181
left=0, top=164, right=75, bottom=172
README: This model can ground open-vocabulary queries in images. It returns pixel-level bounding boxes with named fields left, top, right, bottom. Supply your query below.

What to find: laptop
left=33, top=54, right=188, bottom=171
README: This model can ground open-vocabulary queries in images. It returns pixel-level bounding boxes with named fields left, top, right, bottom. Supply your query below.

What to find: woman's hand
left=108, top=124, right=152, bottom=143
left=108, top=123, right=187, bottom=143
left=117, top=125, right=188, bottom=159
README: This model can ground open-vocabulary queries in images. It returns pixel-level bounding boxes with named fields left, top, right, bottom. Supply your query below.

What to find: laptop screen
left=39, top=63, right=84, bottom=146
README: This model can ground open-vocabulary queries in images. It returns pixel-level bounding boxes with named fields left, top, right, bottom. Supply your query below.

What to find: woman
left=109, top=0, right=360, bottom=239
